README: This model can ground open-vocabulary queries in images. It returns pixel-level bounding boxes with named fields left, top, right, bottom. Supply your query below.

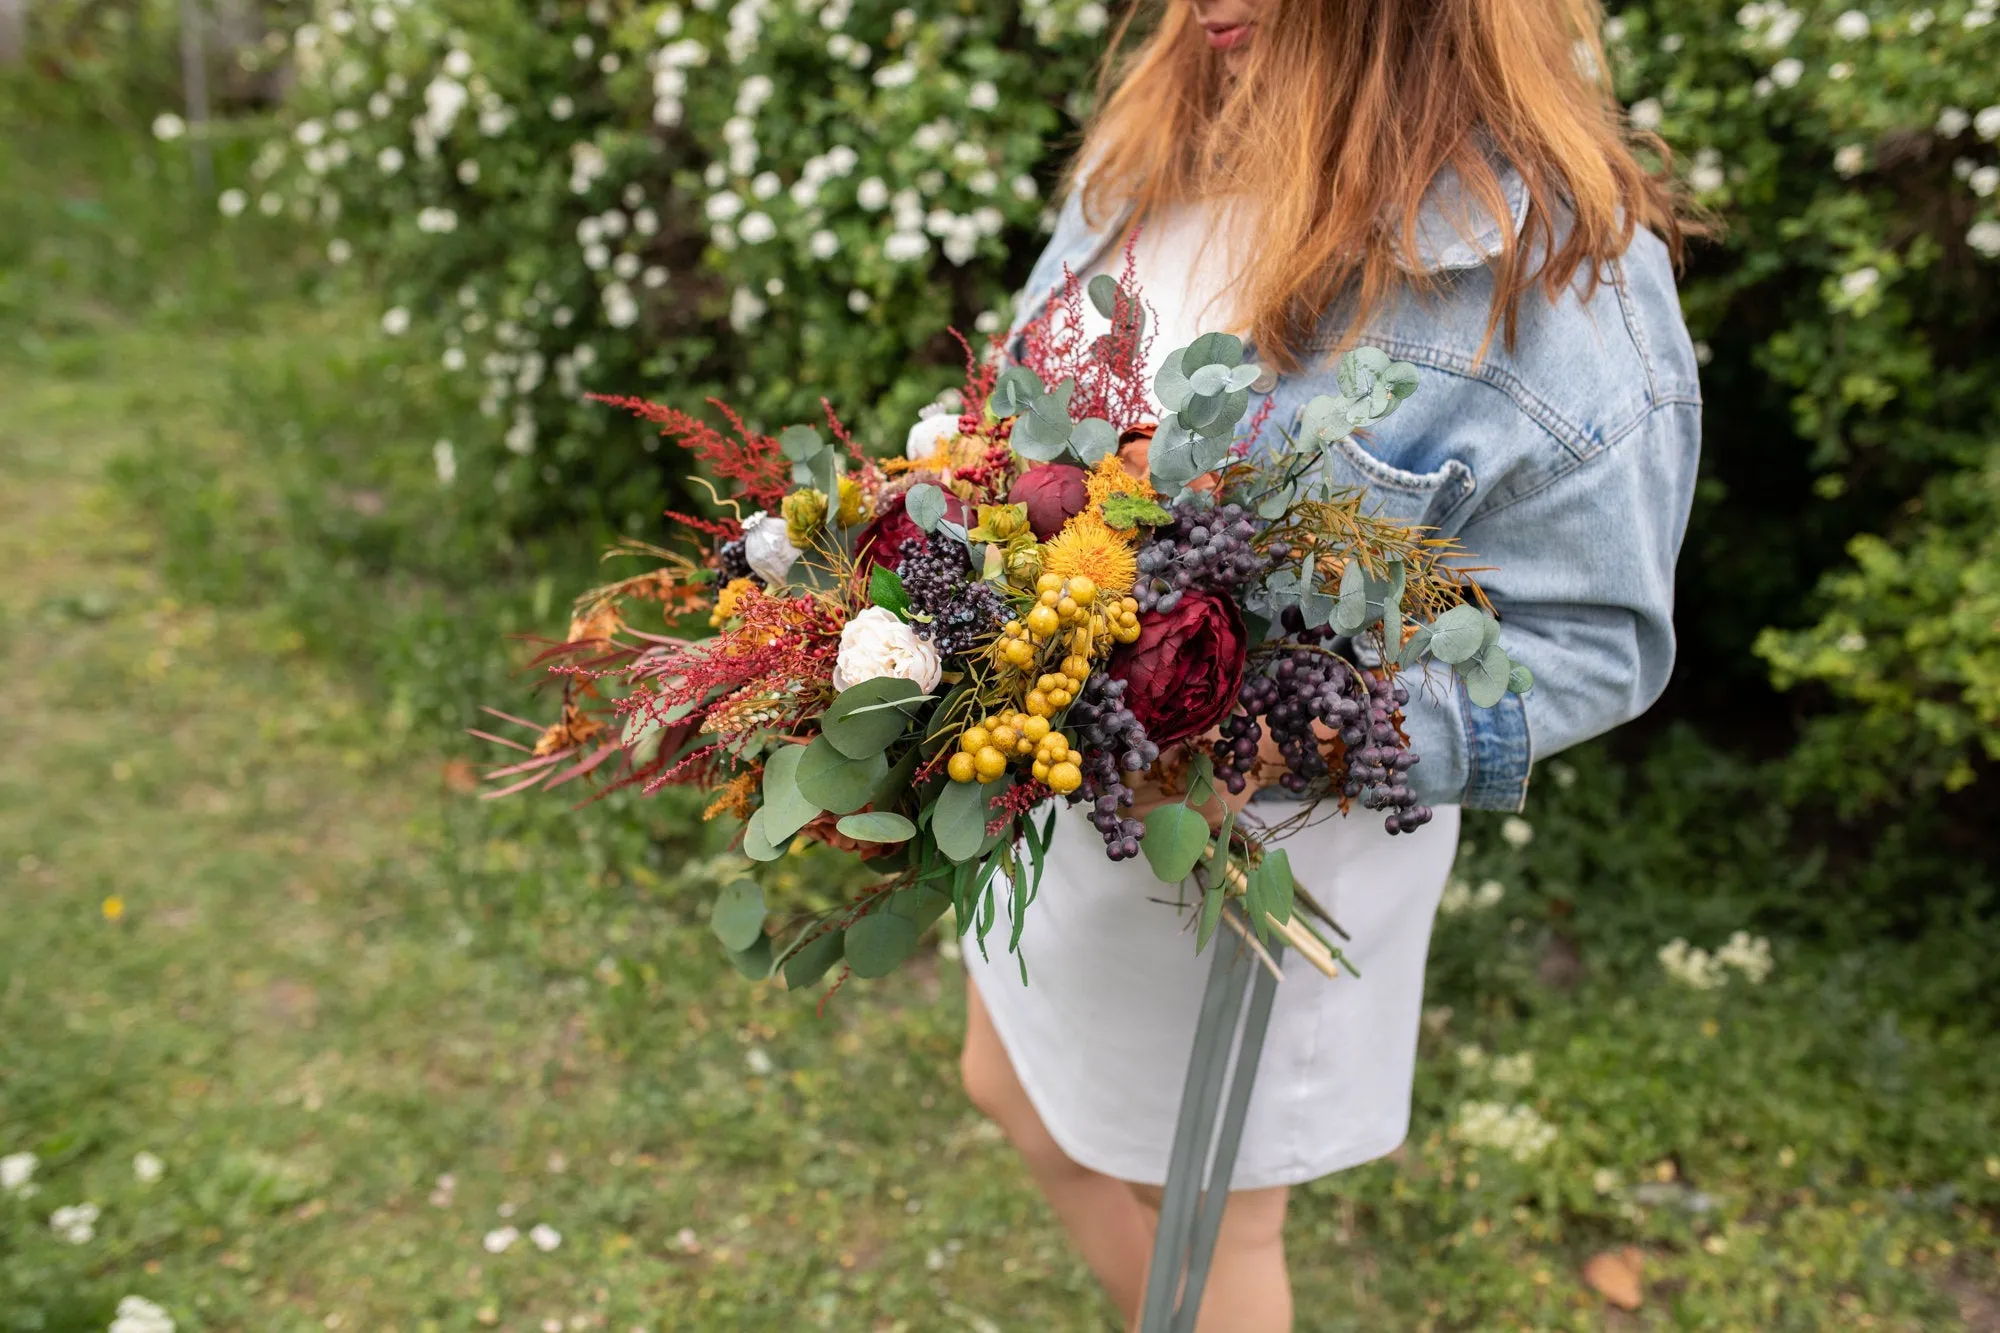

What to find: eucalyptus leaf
left=1334, top=559, right=1370, bottom=633
left=1226, top=362, right=1264, bottom=391
left=795, top=735, right=889, bottom=814
left=1196, top=882, right=1223, bottom=952
left=844, top=910, right=919, bottom=979
left=821, top=676, right=926, bottom=759
left=727, top=932, right=774, bottom=980
left=1508, top=662, right=1535, bottom=694
left=1398, top=622, right=1435, bottom=668
left=1299, top=394, right=1355, bottom=446
left=1463, top=640, right=1513, bottom=708
left=1183, top=331, right=1243, bottom=371
left=903, top=483, right=947, bottom=533
left=781, top=926, right=846, bottom=990
left=1070, top=416, right=1118, bottom=465
left=1188, top=362, right=1231, bottom=396
left=1087, top=273, right=1121, bottom=319
left=777, top=424, right=825, bottom=461
left=742, top=807, right=787, bottom=862
left=990, top=366, right=1043, bottom=417
left=759, top=743, right=822, bottom=841
left=1263, top=848, right=1295, bottom=925
left=1153, top=349, right=1193, bottom=412
left=836, top=811, right=918, bottom=843
left=1427, top=603, right=1489, bottom=665
left=869, top=563, right=909, bottom=617
left=710, top=877, right=767, bottom=951
left=1142, top=803, right=1211, bottom=884
left=1148, top=414, right=1200, bottom=493
left=934, top=777, right=1001, bottom=863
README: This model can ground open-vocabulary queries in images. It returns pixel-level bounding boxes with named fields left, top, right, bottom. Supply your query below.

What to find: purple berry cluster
left=1211, top=608, right=1434, bottom=834
left=895, top=537, right=1007, bottom=659
left=717, top=536, right=753, bottom=583
left=1066, top=675, right=1160, bottom=860
left=1133, top=499, right=1274, bottom=614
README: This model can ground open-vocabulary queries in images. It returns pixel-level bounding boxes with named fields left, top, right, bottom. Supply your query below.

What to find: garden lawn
left=3, top=123, right=1998, bottom=1332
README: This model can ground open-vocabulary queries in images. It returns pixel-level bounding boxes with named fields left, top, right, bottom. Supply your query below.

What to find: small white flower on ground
left=482, top=1225, right=519, bottom=1253
left=705, top=190, right=743, bottom=222
left=847, top=289, right=872, bottom=313
left=442, top=347, right=467, bottom=371
left=751, top=170, right=781, bottom=199
left=1974, top=106, right=2000, bottom=140
left=856, top=177, right=890, bottom=210
left=1439, top=878, right=1473, bottom=914
left=381, top=306, right=411, bottom=336
left=1715, top=930, right=1773, bottom=983
left=51, top=1202, right=100, bottom=1244
left=872, top=59, right=916, bottom=88
left=444, top=47, right=474, bottom=79
left=1838, top=266, right=1879, bottom=303
left=1827, top=61, right=1850, bottom=80
left=745, top=1047, right=775, bottom=1076
left=550, top=95, right=575, bottom=121
left=529, top=1222, right=562, bottom=1252
left=434, top=440, right=458, bottom=485
left=612, top=251, right=641, bottom=279
left=376, top=146, right=404, bottom=174
left=728, top=286, right=767, bottom=331
left=1075, top=1, right=1109, bottom=33
left=1968, top=220, right=2000, bottom=257
left=1658, top=937, right=1725, bottom=989
left=1012, top=174, right=1039, bottom=201
left=152, top=113, right=186, bottom=142
left=809, top=229, right=840, bottom=259
left=1628, top=97, right=1663, bottom=130
left=109, top=1295, right=176, bottom=1333
left=740, top=510, right=800, bottom=584
left=1491, top=1052, right=1535, bottom=1087
left=1833, top=8, right=1868, bottom=38
left=1940, top=106, right=1973, bottom=137
left=1834, top=144, right=1865, bottom=177
left=883, top=230, right=930, bottom=262
left=132, top=1152, right=164, bottom=1184
left=1, top=1152, right=36, bottom=1194
left=1548, top=759, right=1577, bottom=788
left=1689, top=148, right=1725, bottom=193
left=1452, top=1101, right=1556, bottom=1160
left=967, top=79, right=998, bottom=110
left=1770, top=57, right=1803, bottom=87
left=218, top=189, right=247, bottom=217
left=457, top=160, right=481, bottom=184
left=738, top=211, right=776, bottom=244
left=1592, top=1167, right=1619, bottom=1195
left=834, top=607, right=943, bottom=693
left=642, top=265, right=668, bottom=288
left=1972, top=165, right=2000, bottom=197
left=1500, top=816, right=1533, bottom=848
left=294, top=118, right=326, bottom=146
left=1475, top=879, right=1505, bottom=908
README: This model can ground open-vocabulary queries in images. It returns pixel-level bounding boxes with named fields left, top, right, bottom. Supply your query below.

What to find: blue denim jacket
left=1008, top=172, right=1702, bottom=812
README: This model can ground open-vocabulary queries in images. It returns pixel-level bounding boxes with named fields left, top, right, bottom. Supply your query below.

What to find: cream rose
left=904, top=410, right=959, bottom=462
left=740, top=510, right=801, bottom=585
left=833, top=607, right=942, bottom=693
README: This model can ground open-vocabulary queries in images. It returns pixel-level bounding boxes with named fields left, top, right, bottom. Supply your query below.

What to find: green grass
left=3, top=116, right=1998, bottom=1332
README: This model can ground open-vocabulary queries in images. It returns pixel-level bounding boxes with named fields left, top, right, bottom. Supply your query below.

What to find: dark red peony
left=1008, top=463, right=1090, bottom=541
left=855, top=487, right=970, bottom=574
left=1107, top=590, right=1248, bottom=746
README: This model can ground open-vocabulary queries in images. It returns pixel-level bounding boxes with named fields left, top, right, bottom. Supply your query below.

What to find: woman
left=958, top=0, right=1701, bottom=1325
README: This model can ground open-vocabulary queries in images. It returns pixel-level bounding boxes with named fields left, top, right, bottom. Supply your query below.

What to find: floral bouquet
left=481, top=268, right=1531, bottom=991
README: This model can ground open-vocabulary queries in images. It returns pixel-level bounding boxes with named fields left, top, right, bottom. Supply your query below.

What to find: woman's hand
left=1122, top=748, right=1259, bottom=832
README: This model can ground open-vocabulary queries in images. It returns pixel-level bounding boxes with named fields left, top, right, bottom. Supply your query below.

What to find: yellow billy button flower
left=974, top=746, right=1009, bottom=781
left=1046, top=761, right=1083, bottom=795
left=948, top=752, right=978, bottom=783
left=835, top=477, right=865, bottom=526
left=1025, top=604, right=1061, bottom=639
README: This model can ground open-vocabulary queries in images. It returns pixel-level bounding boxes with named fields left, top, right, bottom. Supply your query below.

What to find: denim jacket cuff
left=1459, top=682, right=1533, bottom=812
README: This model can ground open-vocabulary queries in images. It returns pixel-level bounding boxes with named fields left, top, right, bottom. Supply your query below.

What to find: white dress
left=964, top=202, right=1464, bottom=1189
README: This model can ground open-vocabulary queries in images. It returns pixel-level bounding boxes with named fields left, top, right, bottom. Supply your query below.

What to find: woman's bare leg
left=960, top=974, right=1158, bottom=1321
left=1126, top=1182, right=1292, bottom=1333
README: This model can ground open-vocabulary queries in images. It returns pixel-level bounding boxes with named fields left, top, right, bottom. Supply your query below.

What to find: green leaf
left=1070, top=416, right=1118, bottom=465
left=1188, top=362, right=1231, bottom=396
left=1101, top=492, right=1173, bottom=530
left=1427, top=603, right=1489, bottom=665
left=795, top=736, right=889, bottom=814
left=1225, top=362, right=1263, bottom=391
left=1186, top=751, right=1218, bottom=808
left=1463, top=640, right=1513, bottom=708
left=869, top=564, right=910, bottom=617
left=1153, top=349, right=1193, bottom=412
left=1087, top=273, right=1120, bottom=319
left=934, top=776, right=1005, bottom=863
left=778, top=424, right=825, bottom=461
left=836, top=811, right=917, bottom=843
left=727, top=932, right=774, bottom=980
left=990, top=366, right=1043, bottom=417
left=1508, top=661, right=1535, bottom=694
left=821, top=676, right=926, bottom=759
left=1263, top=848, right=1295, bottom=925
left=1142, top=803, right=1212, bottom=883
left=710, top=878, right=767, bottom=951
left=1398, top=622, right=1434, bottom=668
left=844, top=910, right=919, bottom=978
left=759, top=744, right=822, bottom=841
left=1196, top=882, right=1224, bottom=952
left=891, top=883, right=954, bottom=934
left=742, top=808, right=787, bottom=862
left=1183, top=331, right=1244, bottom=371
left=1333, top=559, right=1369, bottom=632
left=904, top=482, right=946, bottom=532
left=781, top=926, right=846, bottom=990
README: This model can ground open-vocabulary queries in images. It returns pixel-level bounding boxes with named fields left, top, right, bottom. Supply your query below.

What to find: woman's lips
left=1202, top=21, right=1253, bottom=50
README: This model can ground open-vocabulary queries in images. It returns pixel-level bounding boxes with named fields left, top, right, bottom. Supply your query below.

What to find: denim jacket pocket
left=1319, top=433, right=1479, bottom=534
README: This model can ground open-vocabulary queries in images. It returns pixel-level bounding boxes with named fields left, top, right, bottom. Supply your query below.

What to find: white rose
left=740, top=511, right=800, bottom=585
left=904, top=411, right=959, bottom=461
left=833, top=607, right=941, bottom=693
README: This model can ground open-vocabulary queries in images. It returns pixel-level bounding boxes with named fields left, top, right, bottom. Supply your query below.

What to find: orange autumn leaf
left=1582, top=1247, right=1645, bottom=1311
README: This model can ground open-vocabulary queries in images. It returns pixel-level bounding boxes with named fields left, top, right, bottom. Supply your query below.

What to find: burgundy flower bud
left=1008, top=463, right=1090, bottom=541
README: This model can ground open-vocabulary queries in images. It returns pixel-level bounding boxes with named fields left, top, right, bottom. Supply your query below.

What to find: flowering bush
left=210, top=0, right=2000, bottom=804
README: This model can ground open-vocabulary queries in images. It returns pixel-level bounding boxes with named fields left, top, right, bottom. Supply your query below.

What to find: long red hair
left=1077, top=0, right=1694, bottom=369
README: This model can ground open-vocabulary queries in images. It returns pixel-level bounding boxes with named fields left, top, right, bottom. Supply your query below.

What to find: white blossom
left=443, top=47, right=474, bottom=79
left=327, top=237, right=353, bottom=264
left=1939, top=106, right=1971, bottom=136
left=856, top=177, right=890, bottom=210
left=482, top=1225, right=520, bottom=1253
left=1452, top=1102, right=1556, bottom=1161
left=728, top=285, right=768, bottom=330
left=656, top=5, right=685, bottom=36
left=739, top=211, right=776, bottom=244
left=381, top=306, right=411, bottom=335
left=835, top=607, right=943, bottom=692
left=376, top=145, right=405, bottom=174
left=808, top=228, right=840, bottom=259
left=218, top=188, right=248, bottom=217
left=884, top=229, right=929, bottom=262
left=1828, top=60, right=1851, bottom=80
left=1628, top=97, right=1663, bottom=131
left=1838, top=265, right=1879, bottom=302
left=294, top=118, right=326, bottom=147
left=417, top=206, right=458, bottom=233
left=0, top=1153, right=35, bottom=1194
left=603, top=282, right=640, bottom=328
left=967, top=79, right=998, bottom=111
left=550, top=94, right=575, bottom=121
left=1689, top=148, right=1725, bottom=193
left=1075, top=1, right=1108, bottom=33
left=847, top=289, right=873, bottom=313
left=872, top=59, right=917, bottom=88
left=109, top=1296, right=175, bottom=1333
left=1834, top=144, right=1865, bottom=177
left=423, top=75, right=469, bottom=135
left=1832, top=8, right=1868, bottom=38
left=1968, top=220, right=2000, bottom=257
left=132, top=1152, right=164, bottom=1184
left=505, top=407, right=538, bottom=454
left=152, top=112, right=187, bottom=142
left=751, top=170, right=781, bottom=200
left=258, top=192, right=283, bottom=217
left=1770, top=57, right=1804, bottom=87
left=1976, top=106, right=2000, bottom=141
left=529, top=1222, right=563, bottom=1252
left=50, top=1203, right=99, bottom=1244
left=456, top=159, right=481, bottom=185
left=1500, top=816, right=1534, bottom=848
left=369, top=91, right=393, bottom=118
left=1012, top=174, right=1039, bottom=201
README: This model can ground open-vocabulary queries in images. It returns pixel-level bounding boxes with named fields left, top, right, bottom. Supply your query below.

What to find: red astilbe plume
left=951, top=327, right=1002, bottom=432
left=1013, top=235, right=1157, bottom=432
left=591, top=393, right=792, bottom=514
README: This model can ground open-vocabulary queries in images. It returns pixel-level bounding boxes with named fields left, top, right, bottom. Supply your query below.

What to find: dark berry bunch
left=1210, top=607, right=1434, bottom=834
left=895, top=537, right=1007, bottom=659
left=1133, top=499, right=1273, bottom=613
left=717, top=536, right=752, bottom=583
left=1066, top=675, right=1160, bottom=860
